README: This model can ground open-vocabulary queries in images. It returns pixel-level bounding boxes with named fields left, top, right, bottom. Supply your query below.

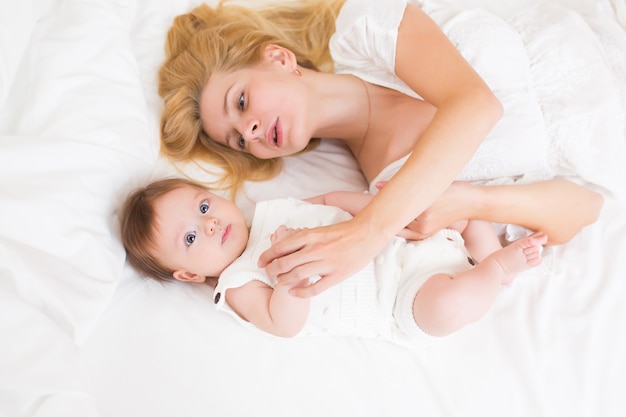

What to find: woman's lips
left=266, top=118, right=282, bottom=147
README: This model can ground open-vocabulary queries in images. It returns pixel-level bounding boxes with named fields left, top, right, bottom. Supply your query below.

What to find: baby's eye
left=237, top=135, right=245, bottom=151
left=200, top=201, right=209, bottom=214
left=238, top=93, right=245, bottom=111
left=185, top=231, right=196, bottom=246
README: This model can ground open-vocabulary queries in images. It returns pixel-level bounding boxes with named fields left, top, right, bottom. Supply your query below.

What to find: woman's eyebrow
left=223, top=84, right=233, bottom=116
left=222, top=84, right=235, bottom=148
left=224, top=131, right=233, bottom=149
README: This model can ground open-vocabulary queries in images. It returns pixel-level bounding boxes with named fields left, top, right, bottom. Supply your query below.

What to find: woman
left=158, top=0, right=603, bottom=297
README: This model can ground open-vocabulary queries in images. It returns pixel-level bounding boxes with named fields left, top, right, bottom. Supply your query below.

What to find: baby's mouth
left=221, top=224, right=231, bottom=244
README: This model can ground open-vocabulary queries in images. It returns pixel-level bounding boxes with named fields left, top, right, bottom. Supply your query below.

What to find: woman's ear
left=172, top=270, right=206, bottom=283
left=262, top=44, right=297, bottom=70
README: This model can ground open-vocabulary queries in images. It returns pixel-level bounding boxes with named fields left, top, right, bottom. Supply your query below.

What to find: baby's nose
left=204, top=217, right=219, bottom=235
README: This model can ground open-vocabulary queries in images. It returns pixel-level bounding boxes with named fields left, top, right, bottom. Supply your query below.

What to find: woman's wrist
left=351, top=209, right=396, bottom=247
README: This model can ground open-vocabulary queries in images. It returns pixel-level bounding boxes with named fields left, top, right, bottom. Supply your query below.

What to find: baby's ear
left=172, top=270, right=206, bottom=283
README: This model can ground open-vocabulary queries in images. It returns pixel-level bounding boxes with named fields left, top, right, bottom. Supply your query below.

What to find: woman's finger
left=258, top=229, right=309, bottom=268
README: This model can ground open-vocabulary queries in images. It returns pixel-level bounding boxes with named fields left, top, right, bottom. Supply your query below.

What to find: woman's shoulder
left=331, top=0, right=410, bottom=76
left=335, top=0, right=408, bottom=36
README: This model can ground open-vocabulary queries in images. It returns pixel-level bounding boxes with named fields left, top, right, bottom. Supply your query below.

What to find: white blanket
left=1, top=0, right=625, bottom=416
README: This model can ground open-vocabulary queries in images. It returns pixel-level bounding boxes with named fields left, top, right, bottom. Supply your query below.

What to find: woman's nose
left=242, top=119, right=261, bottom=142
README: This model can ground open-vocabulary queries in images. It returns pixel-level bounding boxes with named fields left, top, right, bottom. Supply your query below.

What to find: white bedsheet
left=1, top=0, right=625, bottom=416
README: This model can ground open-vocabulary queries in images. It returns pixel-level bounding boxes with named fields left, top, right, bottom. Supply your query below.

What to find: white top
left=328, top=0, right=555, bottom=181
left=214, top=199, right=394, bottom=339
left=330, top=0, right=416, bottom=97
left=213, top=199, right=474, bottom=345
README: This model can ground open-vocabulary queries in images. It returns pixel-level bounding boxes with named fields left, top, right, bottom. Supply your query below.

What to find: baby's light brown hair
left=120, top=177, right=209, bottom=282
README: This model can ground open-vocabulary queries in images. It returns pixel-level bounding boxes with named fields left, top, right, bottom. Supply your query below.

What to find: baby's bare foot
left=490, top=232, right=548, bottom=285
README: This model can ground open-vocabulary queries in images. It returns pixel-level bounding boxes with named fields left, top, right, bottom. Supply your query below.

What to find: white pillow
left=0, top=0, right=157, bottom=344
left=0, top=1, right=36, bottom=112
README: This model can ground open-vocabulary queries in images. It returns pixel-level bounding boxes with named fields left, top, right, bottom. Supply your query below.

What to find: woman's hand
left=376, top=181, right=473, bottom=240
left=258, top=218, right=388, bottom=298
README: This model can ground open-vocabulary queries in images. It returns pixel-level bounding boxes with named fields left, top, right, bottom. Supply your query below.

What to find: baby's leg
left=413, top=232, right=547, bottom=337
left=459, top=219, right=502, bottom=263
left=486, top=232, right=546, bottom=284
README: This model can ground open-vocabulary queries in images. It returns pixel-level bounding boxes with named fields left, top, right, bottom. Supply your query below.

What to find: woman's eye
left=200, top=202, right=209, bottom=214
left=237, top=135, right=245, bottom=150
left=238, top=93, right=245, bottom=111
left=185, top=232, right=196, bottom=246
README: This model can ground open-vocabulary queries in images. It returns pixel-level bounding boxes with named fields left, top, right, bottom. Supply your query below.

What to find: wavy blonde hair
left=158, top=0, right=345, bottom=197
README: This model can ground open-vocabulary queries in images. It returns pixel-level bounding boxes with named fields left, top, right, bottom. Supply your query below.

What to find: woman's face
left=200, top=56, right=313, bottom=160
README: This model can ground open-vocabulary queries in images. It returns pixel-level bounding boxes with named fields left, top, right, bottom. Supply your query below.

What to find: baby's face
left=150, top=184, right=249, bottom=281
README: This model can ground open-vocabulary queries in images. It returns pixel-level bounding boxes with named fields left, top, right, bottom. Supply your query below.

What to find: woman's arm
left=260, top=5, right=502, bottom=297
left=406, top=179, right=604, bottom=245
left=361, top=3, right=502, bottom=237
left=373, top=179, right=604, bottom=244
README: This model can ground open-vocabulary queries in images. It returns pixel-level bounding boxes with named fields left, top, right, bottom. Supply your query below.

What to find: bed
left=1, top=0, right=625, bottom=416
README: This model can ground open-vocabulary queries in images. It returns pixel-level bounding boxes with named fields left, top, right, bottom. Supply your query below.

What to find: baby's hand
left=270, top=225, right=303, bottom=244
left=303, top=194, right=327, bottom=205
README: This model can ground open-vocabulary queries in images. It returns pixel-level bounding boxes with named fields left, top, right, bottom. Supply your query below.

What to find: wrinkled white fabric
left=332, top=0, right=626, bottom=195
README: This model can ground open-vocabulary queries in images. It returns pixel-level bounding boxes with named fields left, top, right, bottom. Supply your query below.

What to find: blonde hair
left=158, top=0, right=345, bottom=197
left=120, top=178, right=210, bottom=282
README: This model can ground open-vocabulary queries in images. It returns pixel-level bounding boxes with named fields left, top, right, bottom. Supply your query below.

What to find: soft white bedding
left=1, top=0, right=625, bottom=416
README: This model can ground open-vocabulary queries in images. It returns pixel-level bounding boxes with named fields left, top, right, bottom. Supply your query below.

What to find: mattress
left=1, top=0, right=625, bottom=416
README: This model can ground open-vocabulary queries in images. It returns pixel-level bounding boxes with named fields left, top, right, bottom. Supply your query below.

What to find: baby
left=120, top=178, right=546, bottom=345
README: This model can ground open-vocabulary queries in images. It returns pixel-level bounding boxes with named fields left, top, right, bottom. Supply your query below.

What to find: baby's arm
left=304, top=191, right=373, bottom=216
left=225, top=278, right=310, bottom=338
left=224, top=225, right=310, bottom=338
